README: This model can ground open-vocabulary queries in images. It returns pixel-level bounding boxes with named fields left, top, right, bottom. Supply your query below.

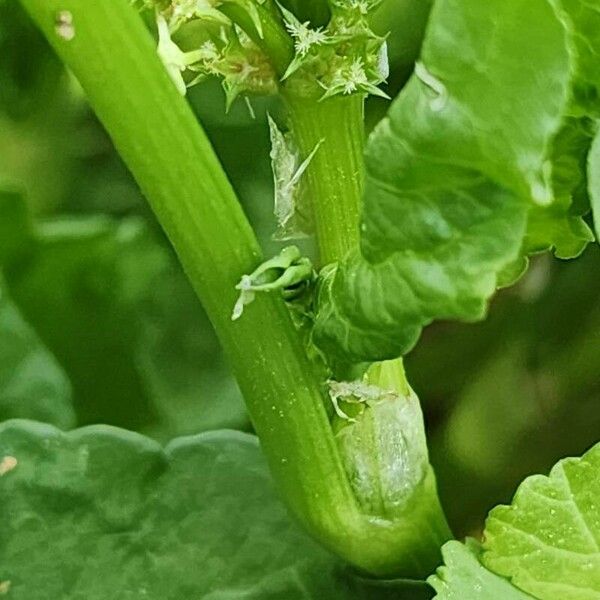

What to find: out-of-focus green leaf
left=278, top=0, right=330, bottom=26
left=483, top=442, right=600, bottom=599
left=0, top=419, right=425, bottom=599
left=5, top=217, right=163, bottom=429
left=429, top=540, right=533, bottom=600
left=3, top=216, right=247, bottom=435
left=0, top=2, right=63, bottom=118
left=314, top=0, right=571, bottom=362
left=0, top=186, right=32, bottom=265
left=421, top=247, right=600, bottom=534
left=136, top=267, right=247, bottom=441
left=370, top=0, right=433, bottom=78
left=0, top=285, right=75, bottom=429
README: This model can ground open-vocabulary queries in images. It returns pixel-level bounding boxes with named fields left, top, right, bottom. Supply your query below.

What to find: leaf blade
left=429, top=540, right=534, bottom=600
left=314, top=0, right=572, bottom=362
left=483, top=443, right=600, bottom=599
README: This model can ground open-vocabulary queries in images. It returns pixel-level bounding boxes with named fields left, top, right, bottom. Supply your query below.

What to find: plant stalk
left=19, top=0, right=364, bottom=560
left=285, top=93, right=365, bottom=265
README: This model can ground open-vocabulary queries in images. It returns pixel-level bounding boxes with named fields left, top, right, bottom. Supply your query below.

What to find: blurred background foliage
left=1, top=0, right=598, bottom=538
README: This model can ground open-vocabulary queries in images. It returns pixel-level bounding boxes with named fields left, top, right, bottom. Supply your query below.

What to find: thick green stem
left=285, top=94, right=364, bottom=265
left=19, top=0, right=363, bottom=561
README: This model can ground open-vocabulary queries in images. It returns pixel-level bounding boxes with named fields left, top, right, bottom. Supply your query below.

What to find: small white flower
left=286, top=20, right=329, bottom=57
left=320, top=57, right=390, bottom=100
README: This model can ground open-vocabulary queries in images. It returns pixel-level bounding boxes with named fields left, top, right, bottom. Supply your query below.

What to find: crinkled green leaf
left=557, top=0, right=600, bottom=117
left=0, top=288, right=75, bottom=429
left=483, top=442, right=600, bottom=599
left=431, top=441, right=600, bottom=599
left=429, top=540, right=533, bottom=600
left=0, top=419, right=429, bottom=599
left=313, top=0, right=571, bottom=362
left=589, top=127, right=600, bottom=240
left=521, top=0, right=600, bottom=261
left=524, top=118, right=596, bottom=260
left=551, top=118, right=596, bottom=213
left=525, top=204, right=594, bottom=260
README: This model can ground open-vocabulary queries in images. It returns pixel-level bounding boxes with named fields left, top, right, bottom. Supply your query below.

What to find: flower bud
left=331, top=359, right=430, bottom=519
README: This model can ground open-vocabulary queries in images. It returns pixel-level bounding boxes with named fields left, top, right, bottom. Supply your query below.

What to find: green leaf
left=0, top=1, right=64, bottom=118
left=0, top=186, right=31, bottom=265
left=5, top=216, right=247, bottom=435
left=522, top=0, right=600, bottom=261
left=556, top=0, right=600, bottom=117
left=483, top=442, right=600, bottom=599
left=0, top=419, right=428, bottom=599
left=590, top=127, right=600, bottom=240
left=278, top=0, right=330, bottom=26
left=5, top=217, right=165, bottom=430
left=525, top=204, right=594, bottom=260
left=314, top=0, right=572, bottom=362
left=524, top=118, right=596, bottom=260
left=135, top=267, right=248, bottom=441
left=429, top=540, right=533, bottom=599
left=0, top=286, right=75, bottom=429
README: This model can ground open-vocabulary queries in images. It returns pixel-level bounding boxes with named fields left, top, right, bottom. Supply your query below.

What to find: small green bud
left=331, top=359, right=430, bottom=519
left=232, top=246, right=314, bottom=320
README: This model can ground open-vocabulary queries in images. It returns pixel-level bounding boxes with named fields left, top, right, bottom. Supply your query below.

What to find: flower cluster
left=140, top=0, right=277, bottom=105
left=138, top=0, right=389, bottom=103
left=279, top=0, right=389, bottom=100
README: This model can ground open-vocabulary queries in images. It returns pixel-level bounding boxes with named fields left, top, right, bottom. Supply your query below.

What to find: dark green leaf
left=0, top=419, right=396, bottom=599
left=0, top=286, right=75, bottom=429
left=557, top=0, right=600, bottom=118
left=521, top=118, right=596, bottom=262
left=0, top=186, right=31, bottom=265
left=4, top=216, right=247, bottom=435
left=520, top=0, right=600, bottom=261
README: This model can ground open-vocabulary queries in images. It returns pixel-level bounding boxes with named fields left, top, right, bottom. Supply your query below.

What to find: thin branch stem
left=285, top=93, right=365, bottom=265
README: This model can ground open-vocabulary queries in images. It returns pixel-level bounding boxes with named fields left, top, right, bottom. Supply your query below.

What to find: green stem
left=285, top=94, right=365, bottom=265
left=285, top=92, right=452, bottom=571
left=19, top=0, right=362, bottom=559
